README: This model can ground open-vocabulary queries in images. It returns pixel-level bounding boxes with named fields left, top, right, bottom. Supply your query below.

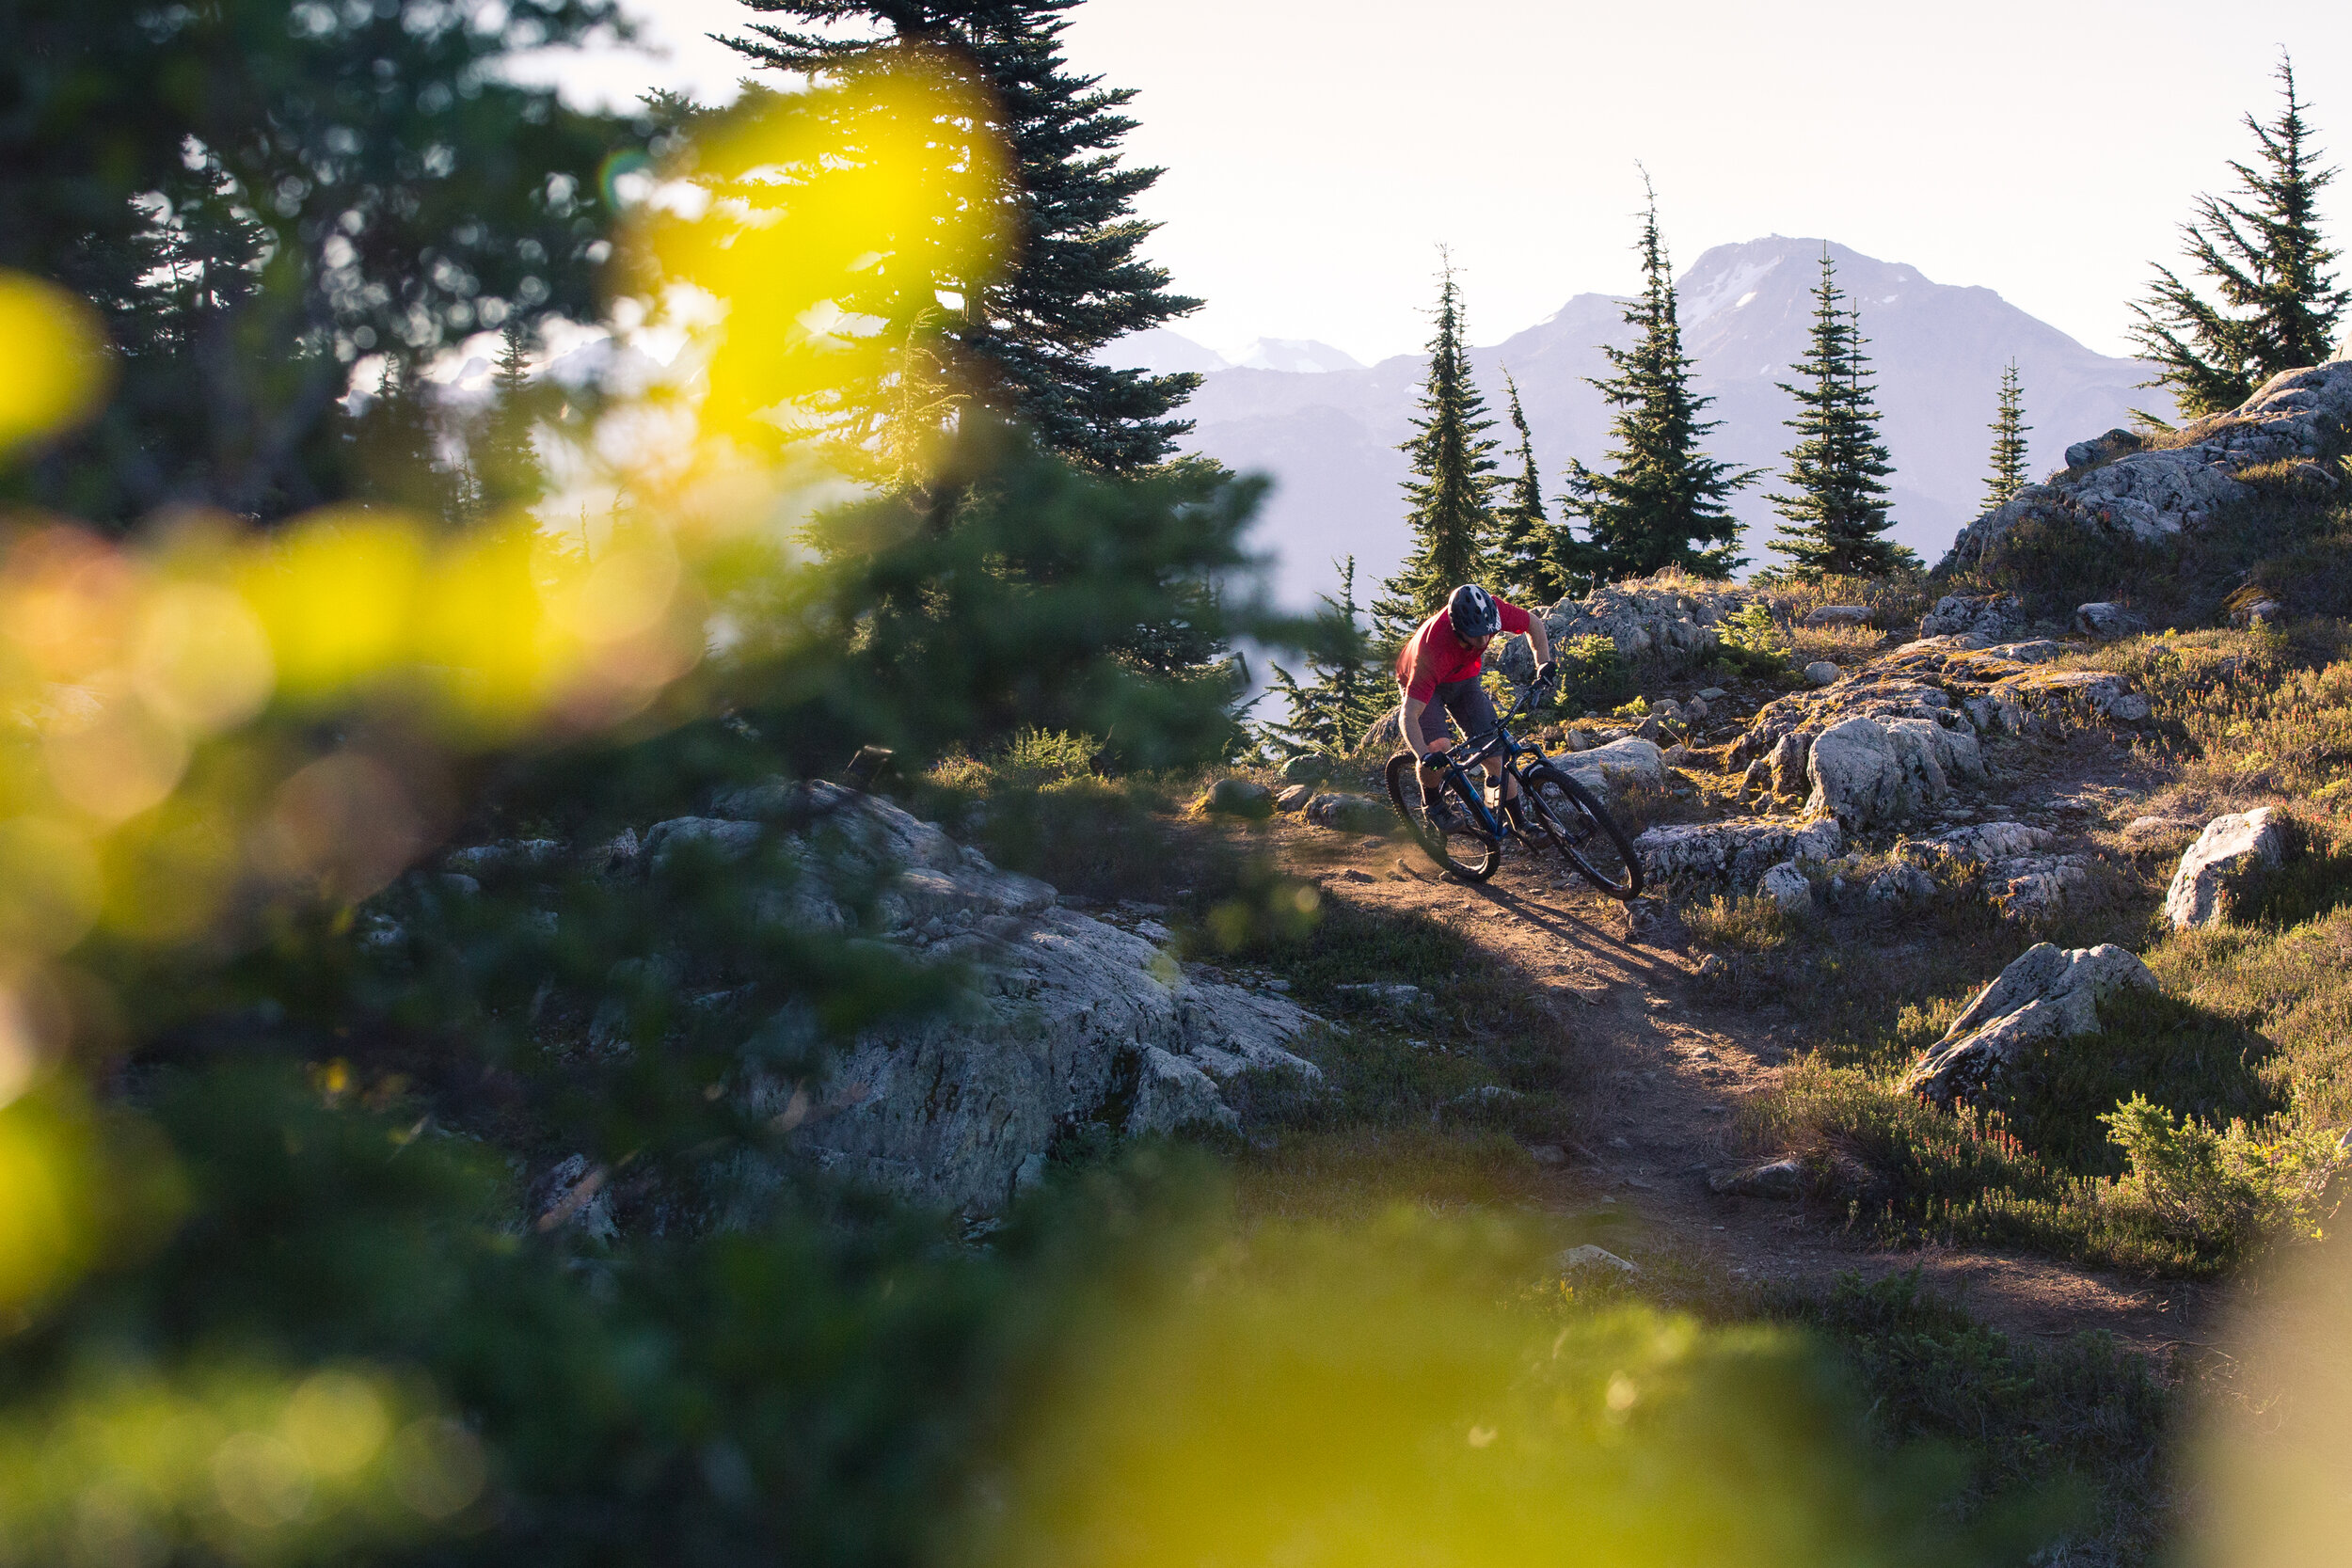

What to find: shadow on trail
left=1452, top=879, right=1680, bottom=988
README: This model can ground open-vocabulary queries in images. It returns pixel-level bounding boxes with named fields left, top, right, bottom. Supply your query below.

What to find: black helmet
left=1446, top=583, right=1501, bottom=641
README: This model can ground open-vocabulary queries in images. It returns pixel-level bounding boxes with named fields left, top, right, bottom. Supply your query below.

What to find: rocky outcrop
left=1756, top=862, right=1813, bottom=912
left=1801, top=715, right=1985, bottom=832
left=1527, top=580, right=1753, bottom=667
left=1730, top=639, right=2150, bottom=820
left=1564, top=736, right=1667, bottom=800
left=1943, top=359, right=2352, bottom=572
left=1918, top=593, right=2026, bottom=641
left=1901, top=942, right=2158, bottom=1106
left=1305, top=792, right=1394, bottom=833
left=1200, top=777, right=1274, bottom=816
left=636, top=784, right=1327, bottom=1216
left=1635, top=817, right=1842, bottom=891
left=2166, top=807, right=2293, bottom=929
left=2075, top=602, right=2148, bottom=640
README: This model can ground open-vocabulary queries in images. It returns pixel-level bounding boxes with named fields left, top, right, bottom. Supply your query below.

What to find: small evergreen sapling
left=1982, top=361, right=2030, bottom=512
left=1764, top=250, right=1910, bottom=577
left=1491, top=372, right=1556, bottom=605
left=1560, top=184, right=1755, bottom=581
left=2131, top=54, right=2347, bottom=419
left=1373, top=258, right=1501, bottom=645
left=1264, top=557, right=1391, bottom=758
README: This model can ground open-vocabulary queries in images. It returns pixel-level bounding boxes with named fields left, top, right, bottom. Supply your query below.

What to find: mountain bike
left=1383, top=684, right=1645, bottom=898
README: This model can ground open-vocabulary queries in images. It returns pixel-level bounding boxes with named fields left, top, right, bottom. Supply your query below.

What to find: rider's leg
left=1483, top=752, right=1518, bottom=800
left=1417, top=736, right=1453, bottom=805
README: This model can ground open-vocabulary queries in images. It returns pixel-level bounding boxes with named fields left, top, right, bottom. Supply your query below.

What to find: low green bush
left=2102, top=1094, right=2340, bottom=1259
left=1551, top=632, right=1633, bottom=716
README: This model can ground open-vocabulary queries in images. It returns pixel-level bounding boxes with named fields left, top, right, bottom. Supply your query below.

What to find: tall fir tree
left=1373, top=260, right=1501, bottom=646
left=354, top=355, right=468, bottom=521
left=2131, top=55, right=2347, bottom=419
left=1982, top=361, right=2031, bottom=511
left=1560, top=187, right=1755, bottom=581
left=1264, top=557, right=1391, bottom=757
left=1764, top=251, right=1907, bottom=577
left=730, top=0, right=1204, bottom=472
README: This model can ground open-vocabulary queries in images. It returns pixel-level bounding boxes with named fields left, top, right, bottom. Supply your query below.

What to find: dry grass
left=1747, top=568, right=1936, bottom=633
left=1788, top=623, right=1887, bottom=668
left=1684, top=892, right=1800, bottom=953
left=2055, top=621, right=2352, bottom=819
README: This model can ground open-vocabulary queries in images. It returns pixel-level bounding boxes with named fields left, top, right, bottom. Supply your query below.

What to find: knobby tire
left=1384, top=752, right=1500, bottom=883
left=1521, top=763, right=1644, bottom=900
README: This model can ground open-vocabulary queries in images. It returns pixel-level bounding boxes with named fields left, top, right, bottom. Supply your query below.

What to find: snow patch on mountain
left=1232, top=338, right=1365, bottom=374
left=1681, top=253, right=1783, bottom=331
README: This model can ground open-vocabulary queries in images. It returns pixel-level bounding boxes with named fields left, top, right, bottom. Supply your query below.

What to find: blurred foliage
left=3, top=0, right=638, bottom=525
left=968, top=1199, right=2059, bottom=1568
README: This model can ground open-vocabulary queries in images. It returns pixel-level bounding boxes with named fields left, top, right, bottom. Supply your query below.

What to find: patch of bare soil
left=1266, top=808, right=2213, bottom=1356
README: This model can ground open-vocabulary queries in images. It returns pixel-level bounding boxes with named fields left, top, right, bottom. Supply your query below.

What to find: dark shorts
left=1401, top=678, right=1498, bottom=755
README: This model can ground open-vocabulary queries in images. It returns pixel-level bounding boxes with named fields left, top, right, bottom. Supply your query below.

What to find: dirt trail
left=1272, top=818, right=2212, bottom=1358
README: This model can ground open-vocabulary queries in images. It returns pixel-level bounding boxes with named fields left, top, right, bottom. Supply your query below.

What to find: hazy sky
left=545, top=0, right=2350, bottom=364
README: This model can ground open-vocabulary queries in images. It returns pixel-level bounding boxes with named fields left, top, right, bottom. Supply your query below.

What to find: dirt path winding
left=1273, top=817, right=2211, bottom=1358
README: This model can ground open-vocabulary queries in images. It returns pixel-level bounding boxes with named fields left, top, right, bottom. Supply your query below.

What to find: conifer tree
left=2131, top=55, right=2347, bottom=418
left=1764, top=251, right=1906, bottom=577
left=1561, top=187, right=1754, bottom=581
left=477, top=321, right=546, bottom=512
left=1373, top=260, right=1501, bottom=645
left=355, top=356, right=464, bottom=520
left=730, top=0, right=1204, bottom=472
left=1982, top=361, right=2031, bottom=511
left=1491, top=371, right=1581, bottom=607
left=1264, top=557, right=1390, bottom=757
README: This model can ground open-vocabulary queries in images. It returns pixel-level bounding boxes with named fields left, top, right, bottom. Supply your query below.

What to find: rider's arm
left=1526, top=617, right=1551, bottom=667
left=1400, top=640, right=1445, bottom=756
left=1403, top=693, right=1435, bottom=752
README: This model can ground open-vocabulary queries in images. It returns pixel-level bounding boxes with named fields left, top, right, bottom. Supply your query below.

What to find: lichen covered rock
left=1635, top=816, right=1842, bottom=890
left=1901, top=942, right=2158, bottom=1106
left=2166, top=807, right=2292, bottom=929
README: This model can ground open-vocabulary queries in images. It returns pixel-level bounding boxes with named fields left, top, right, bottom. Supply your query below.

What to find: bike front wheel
left=1520, top=762, right=1644, bottom=900
left=1385, top=752, right=1501, bottom=883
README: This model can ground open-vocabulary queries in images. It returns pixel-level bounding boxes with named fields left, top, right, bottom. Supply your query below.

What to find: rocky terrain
left=1945, top=356, right=2352, bottom=570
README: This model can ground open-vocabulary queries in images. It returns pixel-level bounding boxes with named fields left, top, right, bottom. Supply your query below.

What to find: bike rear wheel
left=1385, top=752, right=1501, bottom=882
left=1520, top=763, right=1644, bottom=900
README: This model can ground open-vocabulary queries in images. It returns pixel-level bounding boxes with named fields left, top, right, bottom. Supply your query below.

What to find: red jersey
left=1394, top=597, right=1533, bottom=700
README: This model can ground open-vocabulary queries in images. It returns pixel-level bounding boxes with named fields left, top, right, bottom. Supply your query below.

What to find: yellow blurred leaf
left=131, top=581, right=276, bottom=736
left=0, top=817, right=102, bottom=957
left=239, top=511, right=428, bottom=702
left=0, top=273, right=110, bottom=451
left=0, top=1087, right=100, bottom=1308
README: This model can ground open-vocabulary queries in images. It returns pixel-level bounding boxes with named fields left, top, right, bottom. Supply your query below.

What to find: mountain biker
left=1395, top=583, right=1555, bottom=830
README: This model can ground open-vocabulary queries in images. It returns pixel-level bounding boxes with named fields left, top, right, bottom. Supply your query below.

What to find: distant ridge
left=1170, top=238, right=2169, bottom=609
